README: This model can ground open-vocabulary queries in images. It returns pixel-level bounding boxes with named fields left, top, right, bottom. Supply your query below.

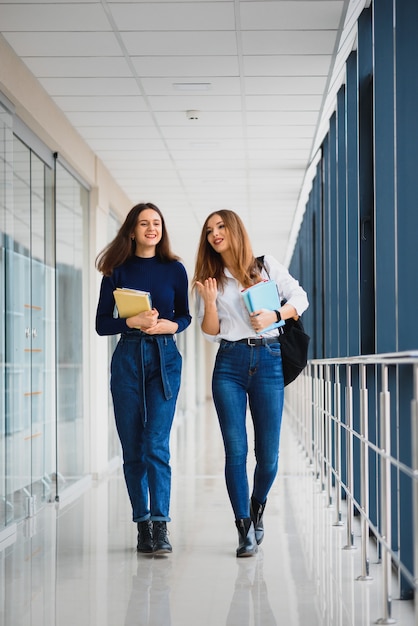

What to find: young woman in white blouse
left=193, top=210, right=308, bottom=557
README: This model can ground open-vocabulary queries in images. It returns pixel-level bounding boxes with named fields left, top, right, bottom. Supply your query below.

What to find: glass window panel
left=0, top=103, right=13, bottom=530
left=55, top=162, right=88, bottom=489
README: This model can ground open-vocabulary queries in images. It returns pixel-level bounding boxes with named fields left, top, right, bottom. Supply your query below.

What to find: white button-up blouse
left=197, top=254, right=309, bottom=343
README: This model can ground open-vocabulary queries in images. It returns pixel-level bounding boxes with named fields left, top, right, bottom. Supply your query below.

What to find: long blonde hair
left=193, top=209, right=261, bottom=289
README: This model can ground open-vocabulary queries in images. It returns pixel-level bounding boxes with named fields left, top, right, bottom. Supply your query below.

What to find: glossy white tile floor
left=1, top=402, right=416, bottom=626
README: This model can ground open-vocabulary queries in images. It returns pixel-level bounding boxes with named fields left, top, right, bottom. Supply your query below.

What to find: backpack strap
left=256, top=255, right=269, bottom=278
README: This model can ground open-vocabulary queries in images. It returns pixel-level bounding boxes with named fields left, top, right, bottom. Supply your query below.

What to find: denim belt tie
left=124, top=332, right=173, bottom=424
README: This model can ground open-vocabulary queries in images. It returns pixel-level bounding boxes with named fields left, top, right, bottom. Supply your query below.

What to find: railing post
left=313, top=363, right=320, bottom=482
left=333, top=365, right=343, bottom=527
left=343, top=364, right=356, bottom=550
left=412, top=363, right=418, bottom=626
left=357, top=363, right=372, bottom=581
left=376, top=364, right=396, bottom=624
left=319, top=364, right=325, bottom=492
left=307, top=365, right=314, bottom=466
left=325, top=364, right=333, bottom=507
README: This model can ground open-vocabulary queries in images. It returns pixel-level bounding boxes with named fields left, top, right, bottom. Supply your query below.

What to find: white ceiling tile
left=123, top=181, right=185, bottom=194
left=64, top=111, right=154, bottom=126
left=53, top=96, right=147, bottom=112
left=96, top=150, right=173, bottom=161
left=110, top=2, right=235, bottom=30
left=244, top=76, right=327, bottom=95
left=246, top=137, right=312, bottom=150
left=175, top=160, right=247, bottom=171
left=165, top=138, right=244, bottom=151
left=247, top=157, right=306, bottom=168
left=240, top=1, right=345, bottom=30
left=121, top=31, right=237, bottom=55
left=148, top=95, right=242, bottom=111
left=82, top=126, right=162, bottom=140
left=170, top=149, right=246, bottom=161
left=246, top=111, right=319, bottom=125
left=131, top=55, right=239, bottom=77
left=241, top=30, right=338, bottom=55
left=3, top=31, right=121, bottom=56
left=245, top=95, right=323, bottom=111
left=0, top=3, right=110, bottom=30
left=248, top=150, right=311, bottom=162
left=39, top=77, right=140, bottom=96
left=104, top=163, right=177, bottom=173
left=88, top=138, right=166, bottom=151
left=243, top=55, right=332, bottom=77
left=115, top=171, right=181, bottom=182
left=246, top=126, right=315, bottom=139
left=22, top=56, right=133, bottom=78
left=249, top=172, right=304, bottom=183
left=161, top=126, right=245, bottom=139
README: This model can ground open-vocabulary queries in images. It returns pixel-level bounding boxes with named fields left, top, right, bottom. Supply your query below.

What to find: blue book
left=241, top=280, right=285, bottom=334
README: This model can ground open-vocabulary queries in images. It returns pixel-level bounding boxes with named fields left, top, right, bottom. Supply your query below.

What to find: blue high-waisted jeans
left=110, top=331, right=182, bottom=522
left=212, top=339, right=285, bottom=520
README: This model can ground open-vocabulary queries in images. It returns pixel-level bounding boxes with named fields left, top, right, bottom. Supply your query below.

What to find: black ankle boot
left=153, top=521, right=172, bottom=555
left=137, top=519, right=153, bottom=554
left=250, top=496, right=266, bottom=545
left=235, top=518, right=258, bottom=557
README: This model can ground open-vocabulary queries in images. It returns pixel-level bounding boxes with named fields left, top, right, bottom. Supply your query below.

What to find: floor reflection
left=125, top=556, right=172, bottom=626
left=226, top=553, right=277, bottom=626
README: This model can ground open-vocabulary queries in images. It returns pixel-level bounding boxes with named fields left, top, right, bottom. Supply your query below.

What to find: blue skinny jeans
left=212, top=339, right=285, bottom=520
left=110, top=331, right=182, bottom=523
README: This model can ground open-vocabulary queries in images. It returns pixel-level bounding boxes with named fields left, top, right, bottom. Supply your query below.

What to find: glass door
left=4, top=136, right=54, bottom=523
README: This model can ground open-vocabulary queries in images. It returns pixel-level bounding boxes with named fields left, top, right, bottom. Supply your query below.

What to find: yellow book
left=113, top=287, right=152, bottom=318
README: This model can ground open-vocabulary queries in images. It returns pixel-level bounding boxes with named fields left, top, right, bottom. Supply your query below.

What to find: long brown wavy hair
left=95, top=202, right=179, bottom=276
left=193, top=209, right=262, bottom=290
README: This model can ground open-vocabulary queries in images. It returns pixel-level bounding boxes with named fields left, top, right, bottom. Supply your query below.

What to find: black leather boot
left=137, top=519, right=153, bottom=554
left=153, top=521, right=172, bottom=555
left=250, top=496, right=266, bottom=545
left=235, top=518, right=258, bottom=557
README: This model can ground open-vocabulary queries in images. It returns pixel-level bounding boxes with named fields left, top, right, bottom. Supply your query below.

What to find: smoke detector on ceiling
left=186, top=110, right=200, bottom=120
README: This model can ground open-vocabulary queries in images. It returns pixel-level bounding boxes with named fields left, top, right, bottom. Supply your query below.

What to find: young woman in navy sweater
left=95, top=202, right=191, bottom=555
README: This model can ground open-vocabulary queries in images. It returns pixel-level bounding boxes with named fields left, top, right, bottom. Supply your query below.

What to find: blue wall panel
left=328, top=113, right=338, bottom=358
left=373, top=0, right=396, bottom=353
left=345, top=51, right=361, bottom=357
left=357, top=7, right=375, bottom=356
left=394, top=0, right=418, bottom=599
left=336, top=86, right=348, bottom=357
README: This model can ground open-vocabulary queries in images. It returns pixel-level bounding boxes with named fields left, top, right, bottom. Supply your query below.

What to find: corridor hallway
left=1, top=402, right=415, bottom=626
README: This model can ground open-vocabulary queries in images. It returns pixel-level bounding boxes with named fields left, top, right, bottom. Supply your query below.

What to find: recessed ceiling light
left=173, top=83, right=212, bottom=91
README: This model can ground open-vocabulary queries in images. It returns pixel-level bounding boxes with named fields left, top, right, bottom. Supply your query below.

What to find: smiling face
left=205, top=213, right=231, bottom=255
left=132, top=208, right=163, bottom=256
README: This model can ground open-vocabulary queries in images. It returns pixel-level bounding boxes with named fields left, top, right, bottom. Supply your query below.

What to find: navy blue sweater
left=95, top=255, right=192, bottom=336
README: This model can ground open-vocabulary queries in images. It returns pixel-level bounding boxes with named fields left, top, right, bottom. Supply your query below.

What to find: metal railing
left=285, top=351, right=418, bottom=625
